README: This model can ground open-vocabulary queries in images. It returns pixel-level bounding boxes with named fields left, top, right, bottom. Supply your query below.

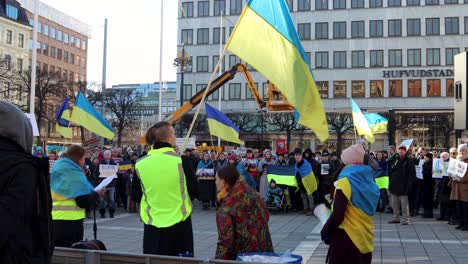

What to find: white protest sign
left=432, top=158, right=443, bottom=178
left=400, top=139, right=414, bottom=150
left=24, top=113, right=40, bottom=136
left=415, top=159, right=423, bottom=180
left=321, top=164, right=330, bottom=175
left=176, top=137, right=196, bottom=152
left=448, top=158, right=468, bottom=178
left=99, top=164, right=119, bottom=178
left=442, top=161, right=450, bottom=177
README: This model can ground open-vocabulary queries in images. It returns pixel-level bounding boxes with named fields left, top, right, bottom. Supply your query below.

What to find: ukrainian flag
left=295, top=159, right=317, bottom=195
left=364, top=113, right=388, bottom=135
left=226, top=0, right=329, bottom=142
left=50, top=157, right=94, bottom=201
left=266, top=165, right=297, bottom=187
left=205, top=103, right=244, bottom=145
left=71, top=91, right=115, bottom=139
left=56, top=98, right=72, bottom=139
left=351, top=99, right=375, bottom=143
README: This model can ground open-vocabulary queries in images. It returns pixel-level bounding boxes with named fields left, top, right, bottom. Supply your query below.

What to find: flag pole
left=30, top=0, right=39, bottom=116
left=158, top=0, right=164, bottom=122
left=217, top=10, right=223, bottom=148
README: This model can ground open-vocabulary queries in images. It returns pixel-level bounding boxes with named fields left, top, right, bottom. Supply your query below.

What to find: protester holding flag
left=294, top=148, right=318, bottom=215
left=51, top=145, right=107, bottom=247
left=321, top=144, right=380, bottom=264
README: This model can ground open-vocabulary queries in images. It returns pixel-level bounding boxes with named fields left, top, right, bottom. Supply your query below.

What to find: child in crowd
left=264, top=179, right=283, bottom=209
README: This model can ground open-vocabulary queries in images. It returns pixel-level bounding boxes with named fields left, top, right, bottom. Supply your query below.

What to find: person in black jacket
left=388, top=146, right=416, bottom=225
left=421, top=153, right=434, bottom=218
left=0, top=101, right=53, bottom=264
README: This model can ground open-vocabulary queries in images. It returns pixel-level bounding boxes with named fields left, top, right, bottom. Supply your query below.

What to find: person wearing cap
left=388, top=145, right=416, bottom=225
left=264, top=179, right=283, bottom=208
left=294, top=148, right=315, bottom=215
left=318, top=149, right=333, bottom=203
left=276, top=154, right=288, bottom=166
left=321, top=144, right=380, bottom=264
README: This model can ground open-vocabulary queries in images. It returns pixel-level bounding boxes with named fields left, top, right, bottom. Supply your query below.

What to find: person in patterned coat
left=215, top=166, right=273, bottom=260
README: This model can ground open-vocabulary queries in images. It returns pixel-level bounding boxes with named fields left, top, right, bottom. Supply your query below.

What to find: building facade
left=0, top=0, right=31, bottom=104
left=177, top=0, right=468, bottom=151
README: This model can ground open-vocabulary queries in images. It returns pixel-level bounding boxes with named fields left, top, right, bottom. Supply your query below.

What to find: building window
left=17, top=58, right=23, bottom=72
left=36, top=41, right=41, bottom=53
left=407, top=49, right=421, bottom=66
left=244, top=83, right=254, bottom=99
left=408, top=80, right=421, bottom=97
left=427, top=79, right=441, bottom=97
left=333, top=22, right=346, bottom=39
left=196, top=84, right=205, bottom=95
left=181, top=29, right=193, bottom=45
left=44, top=24, right=49, bottom=36
left=351, top=21, right=365, bottom=38
left=445, top=17, right=459, bottom=35
left=6, top=30, right=12, bottom=44
left=43, top=43, right=49, bottom=56
left=181, top=2, right=194, bottom=17
left=298, top=0, right=311, bottom=11
left=370, top=50, right=383, bottom=67
left=315, top=22, right=328, bottom=39
left=370, top=20, right=383, bottom=37
left=63, top=51, right=69, bottom=63
left=76, top=38, right=81, bottom=49
left=388, top=19, right=402, bottom=36
left=426, top=0, right=439, bottom=4
left=82, top=41, right=87, bottom=51
left=316, top=81, right=329, bottom=98
left=214, top=0, right=225, bottom=16
left=229, top=83, right=241, bottom=99
left=50, top=27, right=56, bottom=39
left=230, top=0, right=242, bottom=15
left=70, top=54, right=75, bottom=65
left=407, top=19, right=421, bottom=36
left=370, top=80, right=384, bottom=97
left=334, top=0, right=346, bottom=9
left=445, top=0, right=458, bottom=3
left=285, top=0, right=294, bottom=11
left=213, top=27, right=226, bottom=44
left=388, top=0, right=401, bottom=6
left=229, top=55, right=241, bottom=68
left=427, top=48, right=440, bottom=66
left=389, top=49, right=402, bottom=67
left=351, top=0, right=364, bottom=8
left=197, top=28, right=209, bottom=44
left=6, top=5, right=18, bottom=20
left=298, top=23, right=311, bottom=40
left=57, top=49, right=62, bottom=60
left=389, top=80, right=402, bottom=97
left=446, top=48, right=460, bottom=65
left=196, top=56, right=209, bottom=72
left=50, top=47, right=56, bottom=58
left=407, top=0, right=420, bottom=5
left=198, top=1, right=209, bottom=17
left=446, top=79, right=454, bottom=97
left=58, top=31, right=62, bottom=41
left=333, top=51, right=346, bottom=68
left=183, top=84, right=192, bottom=100
left=369, top=0, right=382, bottom=7
left=352, top=81, right=365, bottom=98
left=64, top=33, right=69, bottom=44
left=213, top=55, right=226, bottom=72
left=352, top=51, right=365, bottom=68
left=261, top=83, right=269, bottom=99
left=426, top=18, right=440, bottom=35
left=333, top=81, right=347, bottom=98
left=315, top=0, right=328, bottom=10
left=315, top=52, right=328, bottom=68
left=37, top=21, right=42, bottom=33
left=70, top=36, right=75, bottom=45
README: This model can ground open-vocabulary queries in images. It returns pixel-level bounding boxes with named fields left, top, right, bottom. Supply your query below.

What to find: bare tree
left=226, top=112, right=259, bottom=133
left=265, top=112, right=300, bottom=150
left=327, top=112, right=354, bottom=154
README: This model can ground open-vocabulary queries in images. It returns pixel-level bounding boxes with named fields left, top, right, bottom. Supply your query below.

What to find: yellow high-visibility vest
left=136, top=147, right=192, bottom=228
left=52, top=199, right=85, bottom=220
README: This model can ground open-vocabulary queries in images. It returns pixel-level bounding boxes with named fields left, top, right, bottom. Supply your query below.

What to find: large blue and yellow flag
left=71, top=91, right=115, bottom=139
left=266, top=165, right=297, bottom=187
left=55, top=98, right=72, bottom=138
left=364, top=113, right=388, bottom=135
left=351, top=99, right=375, bottom=143
left=50, top=157, right=94, bottom=201
left=226, top=0, right=328, bottom=142
left=205, top=103, right=244, bottom=145
left=295, top=159, right=317, bottom=195
left=335, top=165, right=380, bottom=254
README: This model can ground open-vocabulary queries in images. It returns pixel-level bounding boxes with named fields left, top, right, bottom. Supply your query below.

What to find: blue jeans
left=99, top=187, right=115, bottom=212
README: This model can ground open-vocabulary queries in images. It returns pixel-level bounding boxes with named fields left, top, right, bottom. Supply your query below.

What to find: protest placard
left=432, top=158, right=443, bottom=178
left=99, top=164, right=119, bottom=178
left=448, top=158, right=467, bottom=178
left=416, top=159, right=423, bottom=179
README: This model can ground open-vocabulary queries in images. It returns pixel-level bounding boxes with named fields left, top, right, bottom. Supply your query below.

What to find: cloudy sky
left=40, top=0, right=179, bottom=87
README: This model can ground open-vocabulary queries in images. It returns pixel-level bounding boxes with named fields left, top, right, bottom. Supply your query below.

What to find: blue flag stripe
left=205, top=103, right=240, bottom=133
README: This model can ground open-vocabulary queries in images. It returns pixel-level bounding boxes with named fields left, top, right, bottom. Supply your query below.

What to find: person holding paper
left=438, top=152, right=453, bottom=221
left=51, top=145, right=107, bottom=247
left=449, top=144, right=468, bottom=231
left=99, top=150, right=117, bottom=218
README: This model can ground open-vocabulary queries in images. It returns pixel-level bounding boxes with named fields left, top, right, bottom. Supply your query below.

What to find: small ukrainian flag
left=205, top=103, right=244, bottom=145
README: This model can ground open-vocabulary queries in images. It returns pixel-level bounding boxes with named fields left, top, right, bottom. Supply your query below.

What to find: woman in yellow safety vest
left=50, top=145, right=107, bottom=247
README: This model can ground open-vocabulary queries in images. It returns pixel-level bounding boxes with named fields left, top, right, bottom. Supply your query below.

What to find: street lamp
left=174, top=43, right=192, bottom=137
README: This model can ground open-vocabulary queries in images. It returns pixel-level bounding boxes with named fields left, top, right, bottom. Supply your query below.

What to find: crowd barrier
left=52, top=248, right=251, bottom=264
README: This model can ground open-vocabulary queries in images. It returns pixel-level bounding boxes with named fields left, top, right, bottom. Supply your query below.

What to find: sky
left=40, top=0, right=179, bottom=87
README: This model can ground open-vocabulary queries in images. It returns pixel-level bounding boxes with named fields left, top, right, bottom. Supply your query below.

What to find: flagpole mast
left=158, top=0, right=164, bottom=122
left=30, top=0, right=39, bottom=116
left=217, top=10, right=223, bottom=148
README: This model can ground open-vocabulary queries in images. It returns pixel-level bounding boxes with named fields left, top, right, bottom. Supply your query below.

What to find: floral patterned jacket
left=215, top=180, right=274, bottom=260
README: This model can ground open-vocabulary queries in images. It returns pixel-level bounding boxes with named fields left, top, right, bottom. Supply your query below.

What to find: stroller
left=265, top=184, right=292, bottom=213
left=265, top=165, right=297, bottom=213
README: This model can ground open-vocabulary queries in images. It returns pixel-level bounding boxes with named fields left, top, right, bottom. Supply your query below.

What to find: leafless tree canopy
left=327, top=112, right=354, bottom=154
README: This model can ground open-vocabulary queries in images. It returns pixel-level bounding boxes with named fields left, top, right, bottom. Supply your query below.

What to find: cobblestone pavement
left=84, top=205, right=468, bottom=264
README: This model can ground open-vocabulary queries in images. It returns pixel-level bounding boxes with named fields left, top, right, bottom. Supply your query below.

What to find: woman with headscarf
left=449, top=144, right=468, bottom=231
left=258, top=149, right=277, bottom=199
left=321, top=144, right=380, bottom=264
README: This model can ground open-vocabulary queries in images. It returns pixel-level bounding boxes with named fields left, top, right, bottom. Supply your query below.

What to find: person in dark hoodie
left=421, top=153, right=434, bottom=218
left=0, top=101, right=53, bottom=263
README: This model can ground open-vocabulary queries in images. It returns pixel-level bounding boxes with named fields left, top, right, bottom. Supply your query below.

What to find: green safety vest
left=52, top=199, right=85, bottom=221
left=135, top=147, right=192, bottom=228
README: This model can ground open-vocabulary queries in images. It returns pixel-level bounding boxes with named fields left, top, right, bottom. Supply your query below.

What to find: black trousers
left=54, top=219, right=84, bottom=248
left=143, top=216, right=194, bottom=256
